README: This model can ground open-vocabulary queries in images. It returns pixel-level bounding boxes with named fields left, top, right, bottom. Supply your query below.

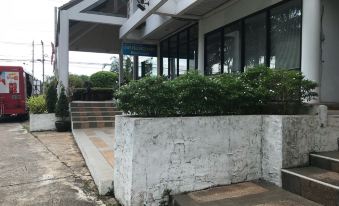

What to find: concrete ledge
left=29, top=113, right=57, bottom=132
left=72, top=129, right=114, bottom=195
left=114, top=115, right=338, bottom=206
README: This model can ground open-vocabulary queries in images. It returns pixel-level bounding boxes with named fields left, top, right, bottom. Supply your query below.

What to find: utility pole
left=41, top=40, right=45, bottom=93
left=32, top=41, right=35, bottom=78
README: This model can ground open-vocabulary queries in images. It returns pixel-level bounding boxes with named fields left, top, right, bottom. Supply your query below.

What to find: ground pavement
left=0, top=122, right=117, bottom=206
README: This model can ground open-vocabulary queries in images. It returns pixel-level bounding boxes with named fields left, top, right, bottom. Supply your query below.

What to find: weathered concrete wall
left=114, top=115, right=339, bottom=206
left=261, top=115, right=339, bottom=186
left=29, top=113, right=57, bottom=132
left=261, top=116, right=283, bottom=186
left=114, top=116, right=262, bottom=206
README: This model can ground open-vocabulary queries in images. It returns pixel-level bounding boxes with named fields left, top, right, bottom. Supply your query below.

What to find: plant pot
left=55, top=120, right=71, bottom=132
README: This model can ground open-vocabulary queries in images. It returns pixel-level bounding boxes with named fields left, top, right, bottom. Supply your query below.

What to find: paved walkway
left=173, top=181, right=321, bottom=206
left=72, top=128, right=115, bottom=195
left=0, top=123, right=117, bottom=206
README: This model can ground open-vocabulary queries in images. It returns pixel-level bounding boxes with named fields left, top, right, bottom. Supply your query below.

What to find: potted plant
left=55, top=86, right=71, bottom=132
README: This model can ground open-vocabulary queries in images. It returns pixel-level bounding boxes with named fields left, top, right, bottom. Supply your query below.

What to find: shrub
left=27, top=95, right=47, bottom=114
left=55, top=87, right=69, bottom=120
left=173, top=71, right=225, bottom=116
left=71, top=88, right=114, bottom=101
left=240, top=66, right=318, bottom=114
left=45, top=81, right=57, bottom=113
left=116, top=66, right=318, bottom=117
left=90, top=71, right=118, bottom=89
left=215, top=73, right=252, bottom=114
left=116, top=76, right=176, bottom=117
left=69, top=74, right=84, bottom=88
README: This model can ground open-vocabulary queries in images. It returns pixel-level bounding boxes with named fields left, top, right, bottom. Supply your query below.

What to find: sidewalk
left=72, top=128, right=115, bottom=195
left=0, top=122, right=117, bottom=206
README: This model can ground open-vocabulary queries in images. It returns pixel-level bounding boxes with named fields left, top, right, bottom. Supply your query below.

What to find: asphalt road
left=0, top=122, right=113, bottom=206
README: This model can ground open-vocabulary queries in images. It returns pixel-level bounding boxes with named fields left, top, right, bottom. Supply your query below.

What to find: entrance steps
left=70, top=101, right=122, bottom=129
left=171, top=181, right=320, bottom=206
left=282, top=151, right=339, bottom=206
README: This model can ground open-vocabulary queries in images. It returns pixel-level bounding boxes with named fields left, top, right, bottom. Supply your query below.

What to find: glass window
left=189, top=25, right=198, bottom=70
left=169, top=36, right=178, bottom=79
left=160, top=40, right=169, bottom=77
left=205, top=31, right=222, bottom=75
left=223, top=23, right=242, bottom=73
left=244, top=12, right=267, bottom=70
left=270, top=0, right=302, bottom=69
left=178, top=31, right=188, bottom=75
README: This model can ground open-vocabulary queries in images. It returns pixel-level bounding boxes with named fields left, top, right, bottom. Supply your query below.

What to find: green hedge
left=116, top=67, right=318, bottom=117
left=90, top=71, right=118, bottom=89
left=71, top=88, right=114, bottom=101
left=27, top=95, right=47, bottom=114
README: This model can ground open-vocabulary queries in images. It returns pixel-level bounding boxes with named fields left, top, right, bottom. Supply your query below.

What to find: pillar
left=302, top=0, right=322, bottom=102
left=58, top=11, right=69, bottom=93
left=119, top=52, right=124, bottom=86
left=133, top=56, right=139, bottom=80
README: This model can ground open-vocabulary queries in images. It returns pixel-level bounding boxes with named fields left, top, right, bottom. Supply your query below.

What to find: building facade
left=56, top=0, right=339, bottom=103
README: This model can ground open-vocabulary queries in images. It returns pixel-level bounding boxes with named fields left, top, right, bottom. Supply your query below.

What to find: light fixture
left=137, top=0, right=149, bottom=11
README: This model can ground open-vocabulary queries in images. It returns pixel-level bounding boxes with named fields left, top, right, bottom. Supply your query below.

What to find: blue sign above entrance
left=122, top=43, right=157, bottom=57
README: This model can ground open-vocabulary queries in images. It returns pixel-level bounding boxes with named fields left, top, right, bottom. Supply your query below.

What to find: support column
left=133, top=56, right=139, bottom=80
left=157, top=43, right=161, bottom=76
left=58, top=11, right=69, bottom=93
left=302, top=0, right=322, bottom=102
left=119, top=52, right=124, bottom=86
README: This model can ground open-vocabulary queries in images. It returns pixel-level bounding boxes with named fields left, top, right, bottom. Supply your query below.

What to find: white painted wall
left=29, top=113, right=57, bottom=132
left=320, top=0, right=339, bottom=103
left=114, top=116, right=263, bottom=206
left=114, top=114, right=339, bottom=206
left=197, top=0, right=282, bottom=73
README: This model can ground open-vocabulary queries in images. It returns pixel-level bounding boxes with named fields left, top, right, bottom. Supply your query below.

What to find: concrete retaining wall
left=114, top=115, right=338, bottom=206
left=29, top=113, right=57, bottom=132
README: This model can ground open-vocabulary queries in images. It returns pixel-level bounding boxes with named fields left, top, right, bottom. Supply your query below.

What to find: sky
left=0, top=0, right=115, bottom=81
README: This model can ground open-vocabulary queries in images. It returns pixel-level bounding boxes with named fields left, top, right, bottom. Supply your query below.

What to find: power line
left=0, top=41, right=53, bottom=47
left=0, top=58, right=110, bottom=66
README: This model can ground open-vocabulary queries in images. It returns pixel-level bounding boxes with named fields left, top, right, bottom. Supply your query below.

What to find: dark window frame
left=204, top=0, right=302, bottom=75
left=160, top=24, right=199, bottom=77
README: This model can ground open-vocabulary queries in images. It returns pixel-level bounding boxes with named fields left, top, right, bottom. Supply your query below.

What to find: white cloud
left=0, top=0, right=116, bottom=81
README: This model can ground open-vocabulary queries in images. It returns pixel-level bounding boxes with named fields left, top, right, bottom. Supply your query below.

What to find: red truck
left=0, top=66, right=33, bottom=118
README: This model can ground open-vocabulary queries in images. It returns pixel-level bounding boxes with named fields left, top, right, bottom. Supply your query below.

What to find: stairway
left=70, top=101, right=122, bottom=129
left=282, top=151, right=339, bottom=205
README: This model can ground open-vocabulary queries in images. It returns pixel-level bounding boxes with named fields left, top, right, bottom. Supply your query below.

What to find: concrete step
left=72, top=116, right=116, bottom=122
left=70, top=107, right=118, bottom=112
left=310, top=152, right=339, bottom=173
left=328, top=110, right=339, bottom=115
left=282, top=167, right=339, bottom=205
left=72, top=121, right=115, bottom=129
left=328, top=115, right=339, bottom=127
left=171, top=181, right=320, bottom=206
left=71, top=111, right=122, bottom=117
left=71, top=101, right=115, bottom=108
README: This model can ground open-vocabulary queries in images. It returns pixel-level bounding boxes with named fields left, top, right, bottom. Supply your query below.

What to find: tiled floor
left=82, top=128, right=115, bottom=169
left=72, top=128, right=115, bottom=194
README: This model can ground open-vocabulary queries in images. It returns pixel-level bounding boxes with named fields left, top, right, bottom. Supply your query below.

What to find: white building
left=56, top=0, right=339, bottom=102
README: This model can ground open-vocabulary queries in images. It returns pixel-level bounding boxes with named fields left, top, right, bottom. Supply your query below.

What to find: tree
left=45, top=81, right=57, bottom=113
left=55, top=87, right=69, bottom=121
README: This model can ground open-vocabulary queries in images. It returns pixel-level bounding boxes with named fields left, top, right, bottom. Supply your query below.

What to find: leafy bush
left=45, top=81, right=57, bottom=113
left=27, top=95, right=47, bottom=114
left=173, top=72, right=225, bottom=116
left=69, top=74, right=84, bottom=88
left=116, top=76, right=176, bottom=117
left=116, top=66, right=318, bottom=117
left=90, top=71, right=118, bottom=89
left=55, top=87, right=69, bottom=120
left=71, top=88, right=114, bottom=101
